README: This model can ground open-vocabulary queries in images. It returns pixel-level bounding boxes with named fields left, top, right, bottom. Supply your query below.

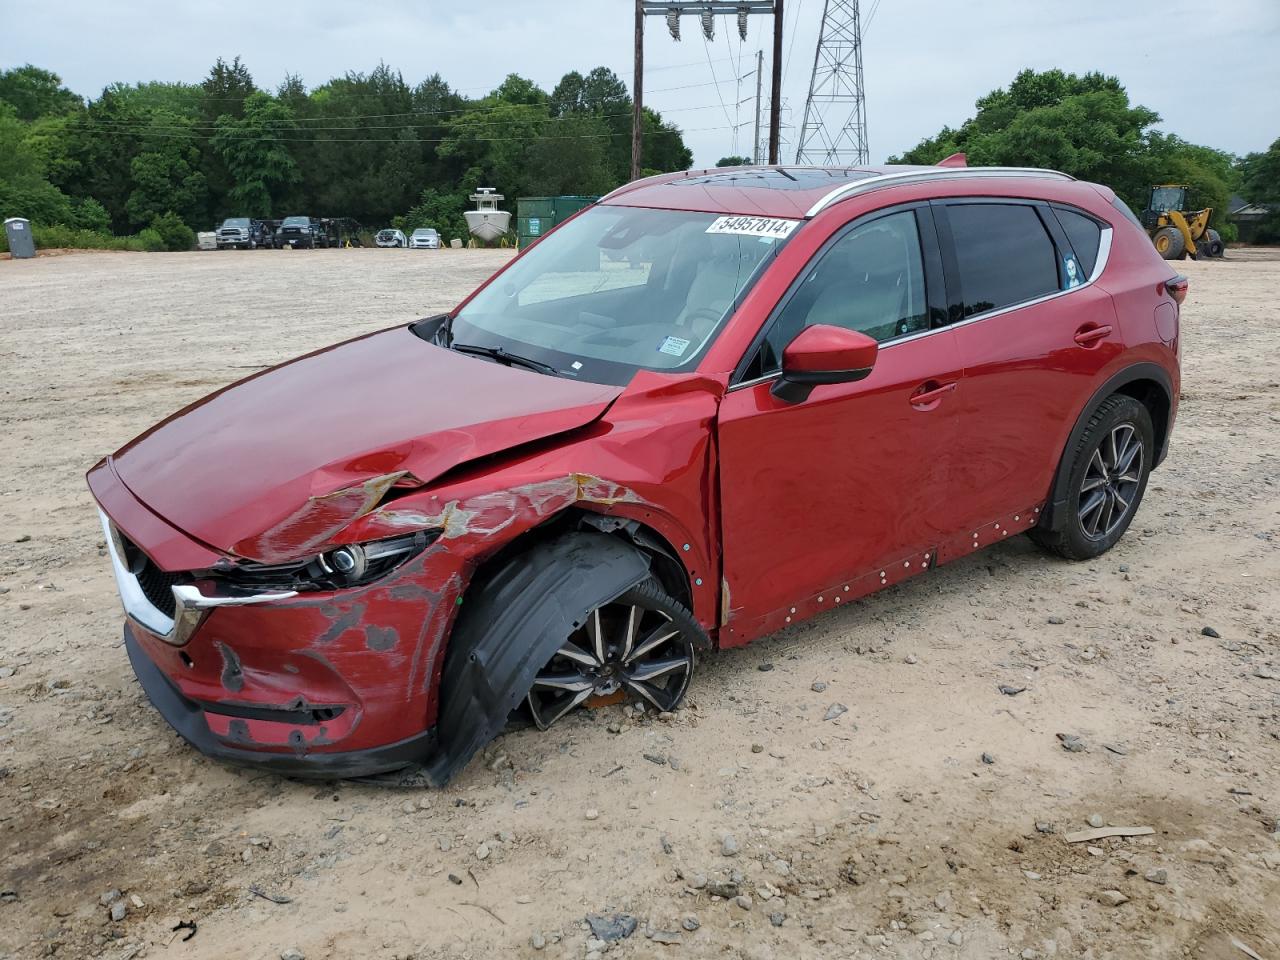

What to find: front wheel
left=1152, top=226, right=1185, bottom=260
left=1032, top=395, right=1153, bottom=561
left=525, top=579, right=698, bottom=729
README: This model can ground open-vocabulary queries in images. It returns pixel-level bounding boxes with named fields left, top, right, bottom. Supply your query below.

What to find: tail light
left=1165, top=275, right=1189, bottom=305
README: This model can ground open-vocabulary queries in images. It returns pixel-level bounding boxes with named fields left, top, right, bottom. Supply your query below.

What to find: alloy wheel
left=1078, top=423, right=1144, bottom=540
left=526, top=599, right=694, bottom=730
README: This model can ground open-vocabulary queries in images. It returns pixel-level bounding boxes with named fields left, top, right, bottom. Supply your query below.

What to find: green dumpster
left=516, top=196, right=598, bottom=248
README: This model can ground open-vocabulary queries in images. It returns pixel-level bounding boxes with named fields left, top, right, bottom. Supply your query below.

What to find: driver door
left=716, top=205, right=962, bottom=645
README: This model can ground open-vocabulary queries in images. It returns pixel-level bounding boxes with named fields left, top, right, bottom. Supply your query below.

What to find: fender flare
left=423, top=531, right=651, bottom=785
left=1043, top=362, right=1173, bottom=532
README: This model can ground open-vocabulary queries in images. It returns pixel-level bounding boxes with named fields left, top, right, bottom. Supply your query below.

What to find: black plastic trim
left=1042, top=362, right=1175, bottom=531
left=424, top=532, right=652, bottom=785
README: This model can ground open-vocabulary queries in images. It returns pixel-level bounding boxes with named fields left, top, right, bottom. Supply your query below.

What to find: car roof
left=600, top=164, right=1081, bottom=219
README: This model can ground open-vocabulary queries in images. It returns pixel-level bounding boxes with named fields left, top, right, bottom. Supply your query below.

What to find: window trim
left=727, top=199, right=1113, bottom=393
left=730, top=201, right=940, bottom=387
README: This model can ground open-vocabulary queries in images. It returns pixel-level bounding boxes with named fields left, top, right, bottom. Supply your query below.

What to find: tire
left=1152, top=226, right=1185, bottom=260
left=1031, top=395, right=1154, bottom=561
left=1206, top=228, right=1224, bottom=258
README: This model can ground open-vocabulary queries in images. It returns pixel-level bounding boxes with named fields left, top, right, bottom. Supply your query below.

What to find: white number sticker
left=705, top=216, right=799, bottom=240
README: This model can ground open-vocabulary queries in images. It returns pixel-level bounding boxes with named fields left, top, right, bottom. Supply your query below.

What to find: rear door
left=935, top=199, right=1117, bottom=550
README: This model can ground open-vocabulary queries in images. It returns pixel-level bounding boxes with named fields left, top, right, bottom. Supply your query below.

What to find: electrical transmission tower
left=795, top=0, right=869, bottom=166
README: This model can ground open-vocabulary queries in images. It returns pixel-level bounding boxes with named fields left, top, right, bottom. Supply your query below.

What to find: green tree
left=0, top=65, right=82, bottom=121
left=212, top=92, right=300, bottom=216
left=1237, top=137, right=1280, bottom=241
left=716, top=155, right=752, bottom=167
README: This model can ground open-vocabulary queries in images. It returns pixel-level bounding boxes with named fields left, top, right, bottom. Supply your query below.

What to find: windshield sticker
left=705, top=216, right=799, bottom=240
left=658, top=335, right=691, bottom=357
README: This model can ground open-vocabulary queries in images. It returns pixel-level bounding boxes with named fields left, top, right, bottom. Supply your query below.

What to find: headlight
left=215, top=531, right=439, bottom=593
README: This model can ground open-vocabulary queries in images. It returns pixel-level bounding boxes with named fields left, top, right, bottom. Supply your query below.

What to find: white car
left=409, top=228, right=441, bottom=249
left=375, top=229, right=407, bottom=248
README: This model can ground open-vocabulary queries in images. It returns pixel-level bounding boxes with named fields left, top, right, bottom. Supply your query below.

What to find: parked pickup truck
left=276, top=216, right=330, bottom=249
left=216, top=218, right=273, bottom=250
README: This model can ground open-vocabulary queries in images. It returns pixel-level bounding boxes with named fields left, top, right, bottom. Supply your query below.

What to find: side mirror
left=770, top=324, right=878, bottom=404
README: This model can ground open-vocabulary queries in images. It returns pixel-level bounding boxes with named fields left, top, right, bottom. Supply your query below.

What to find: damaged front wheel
left=527, top=580, right=697, bottom=729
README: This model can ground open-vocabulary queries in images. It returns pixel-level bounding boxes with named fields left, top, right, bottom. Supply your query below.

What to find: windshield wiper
left=451, top=342, right=558, bottom=376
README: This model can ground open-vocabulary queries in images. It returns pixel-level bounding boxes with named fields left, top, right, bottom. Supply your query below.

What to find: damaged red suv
left=89, top=162, right=1184, bottom=781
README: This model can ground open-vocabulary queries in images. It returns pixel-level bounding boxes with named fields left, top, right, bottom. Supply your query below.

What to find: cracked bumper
left=125, top=624, right=438, bottom=778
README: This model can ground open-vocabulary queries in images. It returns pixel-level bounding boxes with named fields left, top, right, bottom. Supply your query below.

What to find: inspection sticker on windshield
left=705, top=215, right=799, bottom=240
left=658, top=336, right=691, bottom=357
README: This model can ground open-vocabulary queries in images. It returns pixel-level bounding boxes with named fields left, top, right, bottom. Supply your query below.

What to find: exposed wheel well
left=1112, top=378, right=1170, bottom=462
left=463, top=507, right=694, bottom=612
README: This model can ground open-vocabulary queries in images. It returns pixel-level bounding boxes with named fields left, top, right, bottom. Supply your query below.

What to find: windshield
left=450, top=205, right=790, bottom=385
left=222, top=218, right=250, bottom=228
left=377, top=229, right=396, bottom=237
left=282, top=216, right=310, bottom=227
left=1149, top=187, right=1185, bottom=213
left=413, top=229, right=436, bottom=236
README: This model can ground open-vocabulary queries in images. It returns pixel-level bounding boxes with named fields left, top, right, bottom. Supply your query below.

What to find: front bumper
left=125, top=624, right=437, bottom=778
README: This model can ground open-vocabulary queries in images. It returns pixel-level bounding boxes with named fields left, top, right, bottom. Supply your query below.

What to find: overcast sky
left=4, top=0, right=1278, bottom=168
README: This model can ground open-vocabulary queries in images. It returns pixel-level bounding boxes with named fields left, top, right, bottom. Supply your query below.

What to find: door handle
left=1073, top=324, right=1112, bottom=346
left=909, top=380, right=957, bottom=409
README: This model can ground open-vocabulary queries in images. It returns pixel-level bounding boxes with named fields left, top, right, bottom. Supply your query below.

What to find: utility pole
left=752, top=49, right=764, bottom=164
left=769, top=0, right=783, bottom=163
left=632, top=0, right=644, bottom=181
left=635, top=3, right=781, bottom=177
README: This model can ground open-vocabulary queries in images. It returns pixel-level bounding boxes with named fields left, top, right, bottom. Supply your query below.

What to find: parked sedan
left=89, top=162, right=1183, bottom=783
left=409, top=227, right=441, bottom=249
left=376, top=229, right=407, bottom=248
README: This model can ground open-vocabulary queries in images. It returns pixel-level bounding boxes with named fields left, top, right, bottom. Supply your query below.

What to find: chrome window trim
left=805, top=167, right=1075, bottom=218
left=725, top=224, right=1113, bottom=393
left=99, top=509, right=296, bottom=647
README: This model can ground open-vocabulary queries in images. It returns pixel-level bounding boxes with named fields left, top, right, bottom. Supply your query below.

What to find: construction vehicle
left=1142, top=184, right=1224, bottom=260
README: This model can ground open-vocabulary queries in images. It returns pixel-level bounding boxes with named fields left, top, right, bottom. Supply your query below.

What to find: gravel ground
left=1, top=246, right=1278, bottom=960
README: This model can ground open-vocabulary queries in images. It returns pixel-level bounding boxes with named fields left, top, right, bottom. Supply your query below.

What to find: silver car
left=409, top=228, right=441, bottom=249
left=375, top=229, right=407, bottom=248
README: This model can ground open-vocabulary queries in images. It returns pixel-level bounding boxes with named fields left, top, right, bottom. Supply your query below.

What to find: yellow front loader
left=1143, top=184, right=1224, bottom=260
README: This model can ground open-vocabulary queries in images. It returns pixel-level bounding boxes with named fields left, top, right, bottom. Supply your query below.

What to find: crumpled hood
left=111, top=326, right=621, bottom=562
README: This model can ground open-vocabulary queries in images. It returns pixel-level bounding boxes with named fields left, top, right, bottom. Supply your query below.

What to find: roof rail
left=805, top=166, right=1075, bottom=217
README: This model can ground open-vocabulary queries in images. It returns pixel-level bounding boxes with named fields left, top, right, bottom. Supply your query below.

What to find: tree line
left=889, top=68, right=1278, bottom=243
left=2, top=61, right=1276, bottom=250
left=0, top=58, right=693, bottom=248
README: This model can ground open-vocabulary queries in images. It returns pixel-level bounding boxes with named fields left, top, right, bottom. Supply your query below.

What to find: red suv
left=88, top=162, right=1185, bottom=781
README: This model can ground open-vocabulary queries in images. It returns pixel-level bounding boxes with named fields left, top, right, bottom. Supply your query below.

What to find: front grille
left=120, top=536, right=185, bottom=618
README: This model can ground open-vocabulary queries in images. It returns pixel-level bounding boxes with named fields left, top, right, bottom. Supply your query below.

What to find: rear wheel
left=1152, top=226, right=1185, bottom=260
left=526, top=579, right=698, bottom=729
left=1031, top=395, right=1153, bottom=561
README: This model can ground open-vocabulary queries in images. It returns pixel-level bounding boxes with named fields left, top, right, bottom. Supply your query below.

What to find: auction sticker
left=705, top=216, right=799, bottom=240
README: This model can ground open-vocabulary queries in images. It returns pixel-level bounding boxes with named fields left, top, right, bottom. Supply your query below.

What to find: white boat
left=464, top=188, right=512, bottom=244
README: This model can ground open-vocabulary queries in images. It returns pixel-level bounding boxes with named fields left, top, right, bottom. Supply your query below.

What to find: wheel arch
left=425, top=530, right=653, bottom=785
left=1043, top=363, right=1172, bottom=532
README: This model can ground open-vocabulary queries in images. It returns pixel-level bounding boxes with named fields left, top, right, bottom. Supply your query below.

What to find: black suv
left=277, top=216, right=330, bottom=249
left=216, top=218, right=274, bottom=250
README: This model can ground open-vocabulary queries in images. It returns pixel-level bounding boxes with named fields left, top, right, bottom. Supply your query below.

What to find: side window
left=946, top=203, right=1059, bottom=316
left=754, top=210, right=928, bottom=373
left=1053, top=206, right=1102, bottom=279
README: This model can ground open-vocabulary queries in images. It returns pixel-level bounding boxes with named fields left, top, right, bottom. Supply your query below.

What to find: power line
left=55, top=124, right=735, bottom=145
left=73, top=101, right=730, bottom=133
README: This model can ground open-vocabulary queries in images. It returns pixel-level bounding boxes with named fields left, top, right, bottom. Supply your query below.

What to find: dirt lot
left=1, top=247, right=1278, bottom=960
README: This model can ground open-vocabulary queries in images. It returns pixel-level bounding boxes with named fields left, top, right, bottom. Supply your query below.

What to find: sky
left=3, top=0, right=1278, bottom=168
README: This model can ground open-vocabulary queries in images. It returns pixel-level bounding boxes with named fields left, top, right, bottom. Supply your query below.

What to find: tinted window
left=753, top=211, right=928, bottom=374
left=1110, top=196, right=1145, bottom=232
left=947, top=203, right=1058, bottom=316
left=1054, top=207, right=1102, bottom=278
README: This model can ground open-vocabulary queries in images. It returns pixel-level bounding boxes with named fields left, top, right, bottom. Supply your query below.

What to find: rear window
left=946, top=203, right=1059, bottom=316
left=1053, top=206, right=1103, bottom=278
left=1110, top=196, right=1145, bottom=232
